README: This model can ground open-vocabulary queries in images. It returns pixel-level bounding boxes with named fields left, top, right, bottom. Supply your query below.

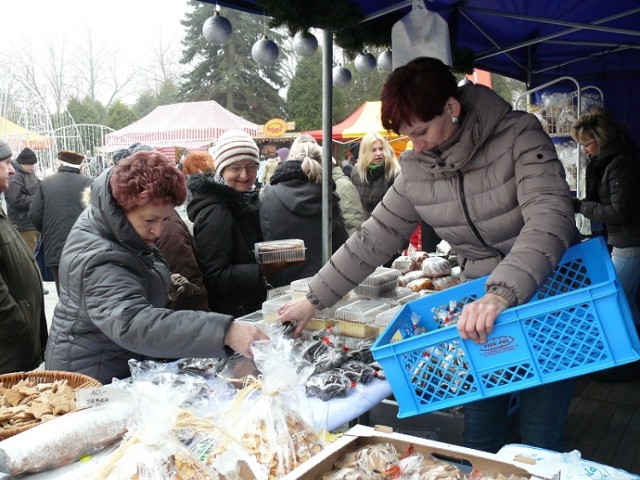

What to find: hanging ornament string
left=251, top=11, right=279, bottom=66
left=293, top=31, right=318, bottom=58
left=202, top=2, right=232, bottom=45
left=332, top=46, right=352, bottom=88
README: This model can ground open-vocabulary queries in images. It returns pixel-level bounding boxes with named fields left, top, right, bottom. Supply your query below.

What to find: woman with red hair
left=45, top=151, right=266, bottom=383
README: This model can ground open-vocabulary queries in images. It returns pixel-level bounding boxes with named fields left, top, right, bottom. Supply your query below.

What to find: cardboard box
left=366, top=399, right=464, bottom=444
left=282, top=424, right=558, bottom=480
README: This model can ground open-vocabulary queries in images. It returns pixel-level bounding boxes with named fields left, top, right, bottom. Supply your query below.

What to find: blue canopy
left=208, top=0, right=640, bottom=139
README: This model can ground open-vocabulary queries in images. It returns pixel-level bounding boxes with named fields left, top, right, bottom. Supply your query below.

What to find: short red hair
left=182, top=151, right=215, bottom=175
left=110, top=151, right=187, bottom=212
left=381, top=57, right=459, bottom=134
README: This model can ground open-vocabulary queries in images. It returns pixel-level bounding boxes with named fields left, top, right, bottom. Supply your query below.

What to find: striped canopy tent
left=101, top=100, right=260, bottom=162
left=0, top=116, right=52, bottom=151
left=305, top=101, right=409, bottom=156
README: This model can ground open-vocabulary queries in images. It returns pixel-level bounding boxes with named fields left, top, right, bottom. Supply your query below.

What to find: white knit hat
left=213, top=130, right=260, bottom=173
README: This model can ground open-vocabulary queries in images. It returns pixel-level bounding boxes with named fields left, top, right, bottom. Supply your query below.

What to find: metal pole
left=321, top=30, right=333, bottom=264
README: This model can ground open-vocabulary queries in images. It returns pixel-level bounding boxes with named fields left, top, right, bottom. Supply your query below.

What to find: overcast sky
left=2, top=0, right=193, bottom=103
left=3, top=0, right=190, bottom=52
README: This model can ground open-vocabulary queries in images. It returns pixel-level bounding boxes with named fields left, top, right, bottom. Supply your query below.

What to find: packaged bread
left=407, top=278, right=435, bottom=292
left=421, top=256, right=452, bottom=277
left=431, top=275, right=460, bottom=291
left=391, top=256, right=412, bottom=274
left=0, top=402, right=135, bottom=475
left=398, top=270, right=427, bottom=287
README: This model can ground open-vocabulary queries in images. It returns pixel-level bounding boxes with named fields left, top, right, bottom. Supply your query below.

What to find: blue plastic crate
left=371, top=237, right=640, bottom=418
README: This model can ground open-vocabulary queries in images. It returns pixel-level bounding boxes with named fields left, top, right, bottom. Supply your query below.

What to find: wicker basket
left=0, top=370, right=101, bottom=440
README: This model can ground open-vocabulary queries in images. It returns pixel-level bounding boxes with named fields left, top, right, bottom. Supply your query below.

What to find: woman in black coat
left=187, top=130, right=270, bottom=317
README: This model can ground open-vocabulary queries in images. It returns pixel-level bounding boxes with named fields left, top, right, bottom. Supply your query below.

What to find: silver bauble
left=293, top=31, right=318, bottom=57
left=377, top=50, right=393, bottom=72
left=202, top=12, right=232, bottom=45
left=251, top=36, right=279, bottom=66
left=332, top=66, right=352, bottom=88
left=355, top=52, right=376, bottom=75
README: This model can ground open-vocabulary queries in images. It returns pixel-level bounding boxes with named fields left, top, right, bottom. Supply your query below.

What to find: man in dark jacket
left=0, top=140, right=48, bottom=374
left=5, top=147, right=40, bottom=252
left=29, top=150, right=93, bottom=294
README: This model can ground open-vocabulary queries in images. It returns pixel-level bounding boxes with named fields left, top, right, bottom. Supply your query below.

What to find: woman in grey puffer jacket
left=278, top=57, right=579, bottom=454
left=45, top=152, right=266, bottom=384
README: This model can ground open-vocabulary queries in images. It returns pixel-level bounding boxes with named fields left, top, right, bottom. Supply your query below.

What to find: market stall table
left=0, top=379, right=392, bottom=479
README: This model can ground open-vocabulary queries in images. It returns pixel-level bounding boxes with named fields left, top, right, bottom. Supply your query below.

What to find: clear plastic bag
left=96, top=370, right=222, bottom=479
left=195, top=334, right=324, bottom=479
left=392, top=0, right=452, bottom=69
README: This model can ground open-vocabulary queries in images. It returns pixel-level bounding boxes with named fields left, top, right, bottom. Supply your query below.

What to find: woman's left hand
left=457, top=293, right=509, bottom=344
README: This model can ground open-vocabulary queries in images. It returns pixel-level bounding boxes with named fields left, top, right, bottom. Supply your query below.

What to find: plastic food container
left=355, top=267, right=400, bottom=298
left=379, top=287, right=420, bottom=305
left=372, top=237, right=640, bottom=418
left=254, top=239, right=306, bottom=264
left=235, top=310, right=265, bottom=324
left=290, top=277, right=313, bottom=299
left=335, top=299, right=391, bottom=324
left=261, top=294, right=293, bottom=322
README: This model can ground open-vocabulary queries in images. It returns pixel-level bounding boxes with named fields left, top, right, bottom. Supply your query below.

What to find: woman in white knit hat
left=187, top=130, right=282, bottom=316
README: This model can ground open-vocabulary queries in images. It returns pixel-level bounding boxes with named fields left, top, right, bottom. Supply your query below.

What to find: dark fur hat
left=57, top=150, right=84, bottom=165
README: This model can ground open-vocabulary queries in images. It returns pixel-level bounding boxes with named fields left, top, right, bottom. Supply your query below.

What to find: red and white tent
left=101, top=101, right=260, bottom=162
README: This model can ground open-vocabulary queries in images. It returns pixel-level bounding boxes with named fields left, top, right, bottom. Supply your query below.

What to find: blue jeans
left=611, top=254, right=640, bottom=326
left=463, top=378, right=576, bottom=453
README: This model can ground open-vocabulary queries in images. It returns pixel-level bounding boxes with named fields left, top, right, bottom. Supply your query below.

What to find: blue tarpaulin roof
left=205, top=0, right=640, bottom=139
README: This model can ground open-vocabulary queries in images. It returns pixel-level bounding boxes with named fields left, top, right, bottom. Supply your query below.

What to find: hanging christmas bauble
left=355, top=52, right=376, bottom=75
left=251, top=36, right=279, bottom=66
left=332, top=66, right=352, bottom=88
left=202, top=12, right=232, bottom=45
left=377, top=50, right=393, bottom=72
left=293, top=31, right=318, bottom=57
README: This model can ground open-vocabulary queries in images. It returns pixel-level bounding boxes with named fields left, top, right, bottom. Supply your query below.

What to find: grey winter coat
left=45, top=169, right=234, bottom=383
left=0, top=210, right=47, bottom=374
left=5, top=162, right=39, bottom=232
left=332, top=166, right=365, bottom=236
left=29, top=166, right=93, bottom=266
left=308, top=84, right=578, bottom=310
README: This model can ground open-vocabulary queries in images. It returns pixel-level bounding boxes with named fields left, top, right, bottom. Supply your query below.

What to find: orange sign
left=264, top=118, right=288, bottom=138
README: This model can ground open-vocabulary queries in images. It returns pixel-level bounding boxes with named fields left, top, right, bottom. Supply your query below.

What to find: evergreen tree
left=134, top=79, right=180, bottom=118
left=105, top=100, right=138, bottom=130
left=286, top=51, right=351, bottom=132
left=66, top=96, right=106, bottom=125
left=180, top=1, right=288, bottom=124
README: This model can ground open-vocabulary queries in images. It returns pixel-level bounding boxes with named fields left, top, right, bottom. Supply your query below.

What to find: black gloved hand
left=168, top=273, right=200, bottom=302
left=571, top=197, right=583, bottom=213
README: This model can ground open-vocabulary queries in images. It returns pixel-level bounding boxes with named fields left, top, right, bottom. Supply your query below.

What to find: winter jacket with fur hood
left=260, top=161, right=349, bottom=288
left=45, top=169, right=234, bottom=383
left=307, top=84, right=579, bottom=310
left=187, top=173, right=266, bottom=317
